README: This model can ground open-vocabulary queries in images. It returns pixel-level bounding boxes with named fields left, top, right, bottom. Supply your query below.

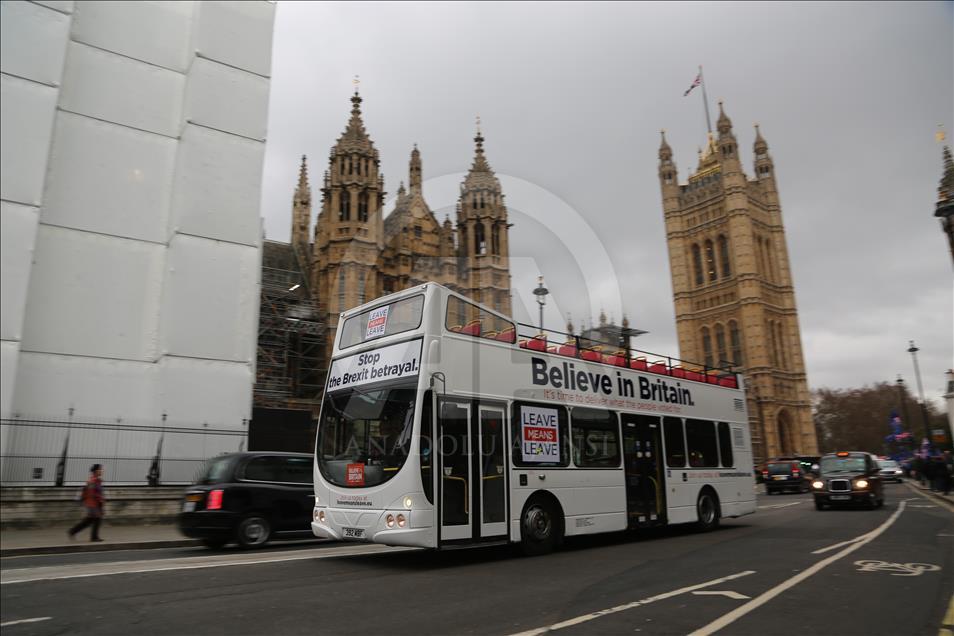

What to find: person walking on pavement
left=942, top=450, right=953, bottom=497
left=69, top=464, right=105, bottom=542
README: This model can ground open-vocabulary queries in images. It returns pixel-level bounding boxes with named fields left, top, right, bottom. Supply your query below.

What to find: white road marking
left=692, top=590, right=750, bottom=600
left=854, top=560, right=940, bottom=577
left=812, top=536, right=868, bottom=555
left=506, top=570, right=756, bottom=636
left=689, top=500, right=908, bottom=636
left=758, top=501, right=803, bottom=510
left=1, top=544, right=416, bottom=585
left=0, top=617, right=52, bottom=627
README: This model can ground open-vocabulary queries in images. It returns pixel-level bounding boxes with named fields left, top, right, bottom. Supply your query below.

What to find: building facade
left=657, top=103, right=818, bottom=464
left=1, top=1, right=275, bottom=485
left=294, top=91, right=513, bottom=357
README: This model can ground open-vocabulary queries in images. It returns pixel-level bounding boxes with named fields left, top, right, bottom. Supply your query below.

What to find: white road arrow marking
left=692, top=590, right=750, bottom=600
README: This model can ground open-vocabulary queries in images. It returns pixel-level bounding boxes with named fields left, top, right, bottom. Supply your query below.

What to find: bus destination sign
left=327, top=339, right=422, bottom=392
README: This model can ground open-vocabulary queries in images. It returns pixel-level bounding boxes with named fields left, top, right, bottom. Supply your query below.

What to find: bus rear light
left=396, top=514, right=406, bottom=528
left=207, top=489, right=224, bottom=510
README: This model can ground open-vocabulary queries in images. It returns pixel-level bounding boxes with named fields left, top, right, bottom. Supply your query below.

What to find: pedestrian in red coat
left=69, top=464, right=105, bottom=542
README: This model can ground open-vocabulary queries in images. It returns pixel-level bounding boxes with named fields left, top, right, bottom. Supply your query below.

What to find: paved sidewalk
left=0, top=523, right=198, bottom=557
left=907, top=478, right=954, bottom=507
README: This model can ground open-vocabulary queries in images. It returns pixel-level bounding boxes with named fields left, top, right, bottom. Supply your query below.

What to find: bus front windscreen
left=317, top=383, right=417, bottom=488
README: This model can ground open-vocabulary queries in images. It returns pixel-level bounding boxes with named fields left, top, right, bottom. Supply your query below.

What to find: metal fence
left=0, top=417, right=247, bottom=487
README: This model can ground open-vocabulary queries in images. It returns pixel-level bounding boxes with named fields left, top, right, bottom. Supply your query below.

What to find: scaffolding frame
left=254, top=243, right=324, bottom=411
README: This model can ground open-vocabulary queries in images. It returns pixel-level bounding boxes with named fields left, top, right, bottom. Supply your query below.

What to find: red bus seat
left=557, top=344, right=577, bottom=357
left=459, top=320, right=481, bottom=336
left=495, top=328, right=515, bottom=343
left=718, top=376, right=738, bottom=388
left=580, top=349, right=601, bottom=362
left=648, top=361, right=670, bottom=375
left=630, top=358, right=648, bottom=371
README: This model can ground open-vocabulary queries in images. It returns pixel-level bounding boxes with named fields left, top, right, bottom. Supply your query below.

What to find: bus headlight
left=396, top=514, right=406, bottom=528
left=386, top=514, right=395, bottom=528
left=812, top=480, right=824, bottom=490
left=403, top=496, right=413, bottom=509
left=316, top=509, right=325, bottom=524
left=855, top=479, right=869, bottom=490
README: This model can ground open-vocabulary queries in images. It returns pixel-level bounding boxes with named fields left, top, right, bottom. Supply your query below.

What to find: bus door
left=621, top=414, right=666, bottom=528
left=437, top=400, right=507, bottom=543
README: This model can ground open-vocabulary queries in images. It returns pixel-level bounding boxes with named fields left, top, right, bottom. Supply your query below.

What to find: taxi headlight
left=812, top=480, right=824, bottom=490
left=855, top=479, right=869, bottom=490
left=386, top=514, right=395, bottom=528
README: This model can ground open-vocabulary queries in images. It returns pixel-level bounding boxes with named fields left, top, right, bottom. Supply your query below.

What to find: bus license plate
left=342, top=527, right=364, bottom=539
left=830, top=495, right=850, bottom=501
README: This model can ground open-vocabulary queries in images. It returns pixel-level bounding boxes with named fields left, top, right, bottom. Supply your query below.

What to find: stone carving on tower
left=658, top=102, right=818, bottom=464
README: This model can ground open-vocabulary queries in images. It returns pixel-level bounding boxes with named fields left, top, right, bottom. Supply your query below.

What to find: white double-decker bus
left=311, top=283, right=755, bottom=554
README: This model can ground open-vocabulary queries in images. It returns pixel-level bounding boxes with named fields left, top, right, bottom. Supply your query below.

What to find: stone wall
left=1, top=486, right=185, bottom=529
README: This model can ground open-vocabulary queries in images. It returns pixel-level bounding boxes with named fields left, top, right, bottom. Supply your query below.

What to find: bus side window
left=717, top=422, right=734, bottom=467
left=663, top=417, right=686, bottom=468
left=685, top=419, right=718, bottom=468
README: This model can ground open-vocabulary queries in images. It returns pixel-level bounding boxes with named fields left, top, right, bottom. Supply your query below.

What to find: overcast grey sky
left=259, top=1, right=953, bottom=407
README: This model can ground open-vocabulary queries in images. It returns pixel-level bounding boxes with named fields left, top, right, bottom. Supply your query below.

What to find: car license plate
left=182, top=501, right=196, bottom=512
left=342, top=527, right=364, bottom=539
left=773, top=475, right=787, bottom=480
left=830, top=495, right=850, bottom=501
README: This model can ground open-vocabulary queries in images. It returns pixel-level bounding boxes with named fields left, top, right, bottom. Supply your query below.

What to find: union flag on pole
left=684, top=73, right=702, bottom=96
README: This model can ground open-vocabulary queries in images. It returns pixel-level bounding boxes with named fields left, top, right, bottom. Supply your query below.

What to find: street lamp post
left=533, top=276, right=549, bottom=334
left=896, top=376, right=911, bottom=427
left=907, top=340, right=932, bottom=448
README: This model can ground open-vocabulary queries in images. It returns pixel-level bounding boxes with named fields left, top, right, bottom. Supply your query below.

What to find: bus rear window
left=339, top=295, right=424, bottom=349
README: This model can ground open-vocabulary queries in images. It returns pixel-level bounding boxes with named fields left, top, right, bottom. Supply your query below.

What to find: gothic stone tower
left=658, top=103, right=817, bottom=464
left=456, top=127, right=512, bottom=315
left=313, top=90, right=385, bottom=355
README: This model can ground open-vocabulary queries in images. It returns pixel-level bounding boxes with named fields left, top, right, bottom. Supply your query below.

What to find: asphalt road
left=2, top=483, right=952, bottom=636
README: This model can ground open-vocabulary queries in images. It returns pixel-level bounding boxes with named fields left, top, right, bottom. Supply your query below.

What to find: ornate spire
left=462, top=119, right=501, bottom=193
left=335, top=88, right=374, bottom=153
left=716, top=100, right=733, bottom=136
left=296, top=154, right=309, bottom=192
left=658, top=129, right=672, bottom=161
left=939, top=145, right=954, bottom=203
left=754, top=123, right=768, bottom=154
left=409, top=144, right=422, bottom=192
left=397, top=181, right=406, bottom=197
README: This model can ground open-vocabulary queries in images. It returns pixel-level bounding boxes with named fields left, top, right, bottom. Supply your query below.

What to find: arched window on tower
left=357, top=270, right=366, bottom=305
left=492, top=223, right=500, bottom=255
left=776, top=322, right=787, bottom=370
left=355, top=155, right=361, bottom=175
left=769, top=319, right=780, bottom=367
left=480, top=193, right=485, bottom=209
left=475, top=222, right=486, bottom=255
left=729, top=320, right=743, bottom=366
left=692, top=244, right=703, bottom=286
left=715, top=324, right=727, bottom=367
left=718, top=234, right=731, bottom=278
left=357, top=191, right=369, bottom=222
left=337, top=268, right=346, bottom=312
left=339, top=191, right=351, bottom=221
left=704, top=239, right=717, bottom=282
left=702, top=327, right=713, bottom=368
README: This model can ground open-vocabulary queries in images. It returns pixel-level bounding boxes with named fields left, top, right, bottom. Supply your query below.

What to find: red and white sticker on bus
left=365, top=306, right=389, bottom=338
left=521, top=406, right=560, bottom=463
left=346, top=463, right=366, bottom=486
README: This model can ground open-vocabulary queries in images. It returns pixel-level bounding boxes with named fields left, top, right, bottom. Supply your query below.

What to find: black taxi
left=811, top=451, right=884, bottom=510
left=178, top=452, right=315, bottom=548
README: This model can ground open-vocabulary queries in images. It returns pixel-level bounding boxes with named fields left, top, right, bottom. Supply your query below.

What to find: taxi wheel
left=237, top=514, right=271, bottom=548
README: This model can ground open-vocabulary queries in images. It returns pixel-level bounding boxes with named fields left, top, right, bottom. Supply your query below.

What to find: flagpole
left=699, top=65, right=713, bottom=134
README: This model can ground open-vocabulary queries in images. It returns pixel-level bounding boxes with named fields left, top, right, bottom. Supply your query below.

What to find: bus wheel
left=520, top=498, right=563, bottom=556
left=237, top=514, right=271, bottom=548
left=695, top=489, right=720, bottom=531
